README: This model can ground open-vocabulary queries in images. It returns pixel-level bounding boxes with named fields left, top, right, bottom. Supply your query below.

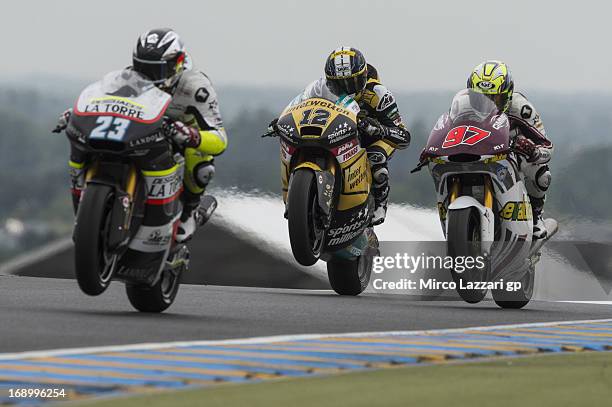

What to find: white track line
left=1, top=318, right=610, bottom=362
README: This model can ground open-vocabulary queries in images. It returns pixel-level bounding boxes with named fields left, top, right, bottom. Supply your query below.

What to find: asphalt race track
left=1, top=275, right=611, bottom=354
left=2, top=196, right=611, bottom=357
left=10, top=222, right=327, bottom=290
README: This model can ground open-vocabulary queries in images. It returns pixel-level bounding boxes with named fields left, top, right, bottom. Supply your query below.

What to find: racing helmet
left=133, top=28, right=186, bottom=87
left=324, top=47, right=368, bottom=97
left=467, top=60, right=514, bottom=112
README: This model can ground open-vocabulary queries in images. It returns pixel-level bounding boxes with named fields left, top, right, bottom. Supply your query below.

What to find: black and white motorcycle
left=414, top=90, right=558, bottom=308
left=59, top=69, right=216, bottom=313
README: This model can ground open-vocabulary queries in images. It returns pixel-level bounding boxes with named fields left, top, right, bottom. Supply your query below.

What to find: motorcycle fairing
left=293, top=161, right=336, bottom=216
left=278, top=97, right=373, bottom=252
left=431, top=159, right=532, bottom=281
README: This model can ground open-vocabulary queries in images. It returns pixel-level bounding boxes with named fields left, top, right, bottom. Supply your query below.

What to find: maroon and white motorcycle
left=414, top=90, right=558, bottom=308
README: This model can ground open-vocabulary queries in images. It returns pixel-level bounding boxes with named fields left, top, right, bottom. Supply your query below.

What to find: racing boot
left=530, top=196, right=547, bottom=240
left=177, top=160, right=218, bottom=242
left=371, top=197, right=388, bottom=226
left=370, top=169, right=390, bottom=226
left=176, top=191, right=217, bottom=243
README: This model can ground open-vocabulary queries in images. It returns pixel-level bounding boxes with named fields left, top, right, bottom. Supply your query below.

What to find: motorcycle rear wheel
left=492, top=263, right=534, bottom=309
left=126, top=265, right=183, bottom=313
left=327, top=254, right=372, bottom=296
left=288, top=169, right=325, bottom=266
left=73, top=184, right=117, bottom=296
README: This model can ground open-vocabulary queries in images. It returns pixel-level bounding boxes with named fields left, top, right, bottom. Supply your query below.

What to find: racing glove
left=358, top=117, right=387, bottom=139
left=419, top=148, right=433, bottom=164
left=163, top=121, right=201, bottom=149
left=513, top=136, right=540, bottom=162
left=358, top=116, right=411, bottom=149
left=52, top=108, right=72, bottom=133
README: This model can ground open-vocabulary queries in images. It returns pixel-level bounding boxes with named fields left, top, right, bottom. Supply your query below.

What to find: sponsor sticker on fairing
left=280, top=141, right=294, bottom=162
left=83, top=98, right=146, bottom=120
left=327, top=122, right=352, bottom=142
left=128, top=216, right=179, bottom=253
left=144, top=170, right=183, bottom=205
left=333, top=140, right=360, bottom=163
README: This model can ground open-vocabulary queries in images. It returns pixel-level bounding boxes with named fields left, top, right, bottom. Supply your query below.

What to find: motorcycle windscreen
left=73, top=69, right=171, bottom=124
left=425, top=89, right=511, bottom=158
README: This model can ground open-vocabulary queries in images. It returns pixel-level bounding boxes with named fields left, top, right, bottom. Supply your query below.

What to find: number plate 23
left=90, top=117, right=131, bottom=141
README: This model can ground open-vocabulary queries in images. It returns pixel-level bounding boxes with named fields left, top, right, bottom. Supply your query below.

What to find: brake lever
left=410, top=159, right=431, bottom=174
left=261, top=129, right=278, bottom=138
left=410, top=162, right=426, bottom=173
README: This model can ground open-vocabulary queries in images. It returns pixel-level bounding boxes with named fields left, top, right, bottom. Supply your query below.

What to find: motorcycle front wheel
left=447, top=207, right=489, bottom=303
left=288, top=169, right=325, bottom=266
left=73, top=184, right=117, bottom=296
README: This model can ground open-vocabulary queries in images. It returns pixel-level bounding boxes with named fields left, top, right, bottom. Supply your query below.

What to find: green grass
left=78, top=352, right=612, bottom=407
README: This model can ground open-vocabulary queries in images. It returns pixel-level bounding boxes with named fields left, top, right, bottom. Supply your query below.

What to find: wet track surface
left=1, top=275, right=611, bottom=354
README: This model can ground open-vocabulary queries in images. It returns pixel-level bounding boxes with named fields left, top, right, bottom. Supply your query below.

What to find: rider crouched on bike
left=277, top=47, right=410, bottom=225
left=56, top=28, right=227, bottom=242
left=467, top=60, right=554, bottom=239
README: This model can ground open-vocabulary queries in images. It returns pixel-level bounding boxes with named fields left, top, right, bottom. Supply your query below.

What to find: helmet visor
left=328, top=74, right=367, bottom=96
left=132, top=56, right=171, bottom=83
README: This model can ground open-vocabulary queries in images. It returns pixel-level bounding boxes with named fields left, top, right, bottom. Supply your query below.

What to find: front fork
left=446, top=176, right=495, bottom=254
left=289, top=150, right=337, bottom=223
left=448, top=176, right=494, bottom=208
left=84, top=163, right=140, bottom=251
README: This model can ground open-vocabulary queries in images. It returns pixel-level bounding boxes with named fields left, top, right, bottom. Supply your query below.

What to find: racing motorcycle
left=264, top=96, right=379, bottom=295
left=58, top=69, right=216, bottom=313
left=413, top=90, right=558, bottom=308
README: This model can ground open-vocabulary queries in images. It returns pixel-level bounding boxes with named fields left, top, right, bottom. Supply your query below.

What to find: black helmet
left=324, top=47, right=368, bottom=96
left=133, top=28, right=186, bottom=86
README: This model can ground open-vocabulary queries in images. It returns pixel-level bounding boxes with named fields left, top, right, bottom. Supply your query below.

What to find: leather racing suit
left=506, top=92, right=554, bottom=234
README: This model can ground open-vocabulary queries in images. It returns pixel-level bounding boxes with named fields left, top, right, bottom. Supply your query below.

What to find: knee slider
left=367, top=149, right=387, bottom=166
left=194, top=162, right=215, bottom=188
left=372, top=166, right=389, bottom=186
left=535, top=165, right=551, bottom=191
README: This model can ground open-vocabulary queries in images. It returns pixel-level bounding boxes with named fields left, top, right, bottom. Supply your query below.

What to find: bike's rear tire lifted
left=125, top=264, right=184, bottom=313
left=74, top=184, right=117, bottom=296
left=447, top=207, right=489, bottom=304
left=327, top=254, right=372, bottom=296
left=288, top=169, right=324, bottom=266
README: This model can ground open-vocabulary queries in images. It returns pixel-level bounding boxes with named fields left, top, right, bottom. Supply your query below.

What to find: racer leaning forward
left=55, top=28, right=227, bottom=242
left=278, top=47, right=411, bottom=225
left=466, top=60, right=554, bottom=239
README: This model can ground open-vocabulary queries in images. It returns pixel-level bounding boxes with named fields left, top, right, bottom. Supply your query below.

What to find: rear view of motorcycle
left=265, top=96, right=379, bottom=295
left=414, top=90, right=558, bottom=308
left=58, top=69, right=215, bottom=312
